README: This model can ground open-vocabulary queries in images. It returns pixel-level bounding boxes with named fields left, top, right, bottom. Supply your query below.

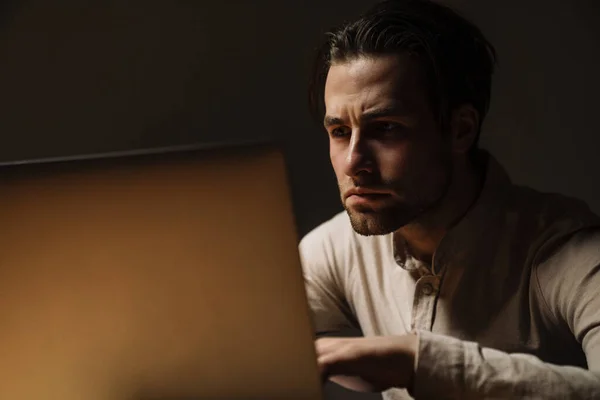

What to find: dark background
left=0, top=1, right=598, bottom=399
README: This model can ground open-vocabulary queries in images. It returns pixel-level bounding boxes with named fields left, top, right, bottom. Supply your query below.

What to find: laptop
left=0, top=141, right=323, bottom=400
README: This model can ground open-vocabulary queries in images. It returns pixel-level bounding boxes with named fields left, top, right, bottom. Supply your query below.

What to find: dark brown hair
left=309, top=0, right=497, bottom=150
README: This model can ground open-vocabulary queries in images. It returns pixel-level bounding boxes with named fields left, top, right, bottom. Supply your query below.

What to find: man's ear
left=449, top=104, right=479, bottom=154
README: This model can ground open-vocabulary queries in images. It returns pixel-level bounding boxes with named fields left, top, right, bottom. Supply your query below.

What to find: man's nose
left=343, top=132, right=374, bottom=177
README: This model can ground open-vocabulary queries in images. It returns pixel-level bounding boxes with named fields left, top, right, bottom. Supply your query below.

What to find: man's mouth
left=345, top=191, right=391, bottom=206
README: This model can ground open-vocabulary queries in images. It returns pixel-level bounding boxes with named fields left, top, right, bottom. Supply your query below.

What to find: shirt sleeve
left=411, top=228, right=600, bottom=399
left=298, top=227, right=358, bottom=335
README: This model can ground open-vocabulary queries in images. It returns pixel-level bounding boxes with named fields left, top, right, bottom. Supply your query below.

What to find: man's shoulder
left=484, top=153, right=599, bottom=233
left=507, top=184, right=600, bottom=233
left=505, top=184, right=600, bottom=271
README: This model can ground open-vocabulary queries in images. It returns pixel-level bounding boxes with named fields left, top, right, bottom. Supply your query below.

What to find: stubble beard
left=344, top=199, right=424, bottom=236
left=342, top=165, right=453, bottom=237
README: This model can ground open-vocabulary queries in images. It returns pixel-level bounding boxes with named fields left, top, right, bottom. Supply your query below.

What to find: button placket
left=421, top=283, right=434, bottom=295
left=411, top=275, right=441, bottom=331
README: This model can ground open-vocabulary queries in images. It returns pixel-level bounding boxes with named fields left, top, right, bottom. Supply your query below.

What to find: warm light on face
left=324, top=54, right=454, bottom=235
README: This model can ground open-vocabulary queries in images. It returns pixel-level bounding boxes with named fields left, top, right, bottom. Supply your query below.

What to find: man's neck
left=396, top=158, right=485, bottom=264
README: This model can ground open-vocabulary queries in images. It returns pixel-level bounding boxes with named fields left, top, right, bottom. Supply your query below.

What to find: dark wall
left=0, top=0, right=364, bottom=237
left=2, top=1, right=598, bottom=239
left=444, top=0, right=600, bottom=215
left=0, top=1, right=598, bottom=400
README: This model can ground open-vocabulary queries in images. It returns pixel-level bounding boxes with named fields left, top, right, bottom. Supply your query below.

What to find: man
left=300, top=0, right=600, bottom=399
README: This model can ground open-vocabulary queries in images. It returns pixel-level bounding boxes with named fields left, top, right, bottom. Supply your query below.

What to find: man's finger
left=315, top=337, right=347, bottom=357
left=318, top=347, right=363, bottom=377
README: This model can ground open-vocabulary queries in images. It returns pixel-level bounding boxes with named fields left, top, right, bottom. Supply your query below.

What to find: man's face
left=324, top=54, right=453, bottom=235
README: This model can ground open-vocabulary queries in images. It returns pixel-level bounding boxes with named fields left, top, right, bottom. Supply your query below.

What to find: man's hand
left=315, top=333, right=418, bottom=393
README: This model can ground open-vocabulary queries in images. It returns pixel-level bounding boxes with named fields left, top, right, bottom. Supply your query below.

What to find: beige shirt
left=299, top=154, right=600, bottom=399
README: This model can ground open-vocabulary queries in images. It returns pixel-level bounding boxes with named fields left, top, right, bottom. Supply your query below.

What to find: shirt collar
left=393, top=151, right=511, bottom=276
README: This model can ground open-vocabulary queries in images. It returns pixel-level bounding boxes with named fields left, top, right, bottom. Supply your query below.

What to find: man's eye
left=330, top=126, right=351, bottom=138
left=372, top=121, right=405, bottom=137
left=377, top=122, right=402, bottom=132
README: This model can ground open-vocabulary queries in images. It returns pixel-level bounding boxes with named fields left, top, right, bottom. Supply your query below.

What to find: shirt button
left=421, top=283, right=434, bottom=295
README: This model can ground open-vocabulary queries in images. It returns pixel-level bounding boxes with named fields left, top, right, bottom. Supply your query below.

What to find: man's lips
left=344, top=188, right=391, bottom=205
left=344, top=188, right=390, bottom=199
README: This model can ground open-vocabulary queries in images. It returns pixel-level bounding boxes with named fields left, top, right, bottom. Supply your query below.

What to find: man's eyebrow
left=323, top=115, right=344, bottom=128
left=323, top=106, right=406, bottom=128
left=361, top=106, right=406, bottom=121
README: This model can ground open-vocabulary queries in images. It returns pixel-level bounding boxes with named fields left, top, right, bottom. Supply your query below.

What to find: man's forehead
left=324, top=54, right=425, bottom=117
left=326, top=54, right=420, bottom=89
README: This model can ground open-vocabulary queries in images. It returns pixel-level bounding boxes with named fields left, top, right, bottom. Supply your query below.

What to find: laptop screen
left=0, top=142, right=322, bottom=400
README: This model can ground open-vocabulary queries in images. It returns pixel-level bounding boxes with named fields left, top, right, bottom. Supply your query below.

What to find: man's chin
left=345, top=208, right=411, bottom=236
